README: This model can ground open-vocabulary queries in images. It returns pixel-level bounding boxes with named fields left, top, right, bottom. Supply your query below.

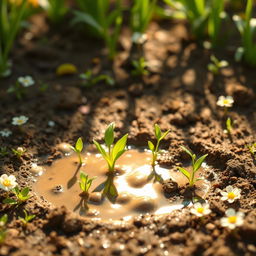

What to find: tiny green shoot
left=207, top=55, right=228, bottom=75
left=3, top=187, right=31, bottom=205
left=131, top=57, right=149, bottom=76
left=225, top=117, right=233, bottom=135
left=0, top=214, right=8, bottom=244
left=80, top=70, right=115, bottom=87
left=18, top=210, right=35, bottom=226
left=12, top=147, right=26, bottom=159
left=0, top=147, right=9, bottom=157
left=247, top=143, right=256, bottom=156
left=79, top=172, right=95, bottom=196
left=70, top=137, right=84, bottom=165
left=93, top=122, right=128, bottom=173
left=178, top=146, right=208, bottom=187
left=148, top=124, right=170, bottom=182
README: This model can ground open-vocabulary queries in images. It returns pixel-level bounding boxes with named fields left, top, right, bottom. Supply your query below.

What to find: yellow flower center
left=228, top=216, right=237, bottom=224
left=227, top=192, right=235, bottom=200
left=3, top=179, right=11, bottom=187
left=223, top=99, right=229, bottom=105
left=197, top=207, right=204, bottom=214
left=17, top=119, right=24, bottom=124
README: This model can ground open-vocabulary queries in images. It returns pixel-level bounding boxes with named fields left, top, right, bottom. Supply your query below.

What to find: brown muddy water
left=34, top=147, right=210, bottom=221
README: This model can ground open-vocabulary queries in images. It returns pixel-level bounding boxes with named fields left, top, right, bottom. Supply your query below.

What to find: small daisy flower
left=0, top=174, right=18, bottom=191
left=220, top=208, right=244, bottom=230
left=190, top=202, right=212, bottom=217
left=0, top=129, right=12, bottom=137
left=48, top=120, right=55, bottom=127
left=18, top=76, right=34, bottom=87
left=220, top=185, right=241, bottom=203
left=217, top=96, right=234, bottom=108
left=16, top=147, right=26, bottom=154
left=12, top=116, right=29, bottom=126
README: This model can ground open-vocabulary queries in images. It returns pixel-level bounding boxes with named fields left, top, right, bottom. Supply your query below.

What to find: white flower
left=220, top=208, right=244, bottom=230
left=48, top=121, right=55, bottom=127
left=0, top=174, right=18, bottom=191
left=18, top=76, right=34, bottom=87
left=132, top=32, right=148, bottom=44
left=16, top=147, right=26, bottom=154
left=220, top=185, right=241, bottom=203
left=12, top=116, right=29, bottom=126
left=190, top=202, right=212, bottom=217
left=0, top=129, right=12, bottom=137
left=217, top=96, right=234, bottom=108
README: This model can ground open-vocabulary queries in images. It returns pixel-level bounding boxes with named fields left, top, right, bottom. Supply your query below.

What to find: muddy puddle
left=34, top=147, right=210, bottom=221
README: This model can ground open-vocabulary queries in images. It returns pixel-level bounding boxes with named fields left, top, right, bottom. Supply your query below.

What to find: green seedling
left=3, top=187, right=31, bottom=205
left=131, top=0, right=157, bottom=34
left=73, top=0, right=123, bottom=59
left=225, top=117, right=233, bottom=135
left=131, top=57, right=149, bottom=76
left=233, top=0, right=256, bottom=67
left=80, top=70, right=115, bottom=87
left=207, top=55, right=228, bottom=75
left=164, top=0, right=225, bottom=46
left=44, top=0, right=68, bottom=23
left=0, top=147, right=9, bottom=157
left=148, top=124, right=170, bottom=182
left=18, top=210, right=35, bottom=226
left=70, top=137, right=84, bottom=165
left=0, top=0, right=27, bottom=77
left=79, top=172, right=95, bottom=196
left=93, top=122, right=128, bottom=173
left=178, top=146, right=208, bottom=187
left=247, top=143, right=256, bottom=156
left=12, top=147, right=26, bottom=158
left=0, top=214, right=8, bottom=244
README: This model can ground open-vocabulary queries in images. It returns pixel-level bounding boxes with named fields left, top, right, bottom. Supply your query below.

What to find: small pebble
left=52, top=185, right=64, bottom=193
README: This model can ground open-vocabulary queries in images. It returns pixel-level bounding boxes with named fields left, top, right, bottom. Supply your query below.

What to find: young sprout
left=178, top=146, right=208, bottom=187
left=207, top=55, right=228, bottom=75
left=93, top=123, right=128, bottom=173
left=220, top=208, right=244, bottom=230
left=0, top=147, right=9, bottom=157
left=147, top=124, right=170, bottom=182
left=18, top=210, right=35, bottom=226
left=12, top=147, right=26, bottom=158
left=3, top=186, right=31, bottom=205
left=225, top=117, right=233, bottom=135
left=80, top=70, right=115, bottom=87
left=131, top=57, right=149, bottom=76
left=79, top=172, right=95, bottom=196
left=0, top=214, right=8, bottom=244
left=247, top=143, right=256, bottom=156
left=220, top=185, right=241, bottom=203
left=70, top=137, right=84, bottom=165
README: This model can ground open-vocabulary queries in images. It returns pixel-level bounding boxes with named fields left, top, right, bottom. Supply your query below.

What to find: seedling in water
left=3, top=187, right=31, bottom=205
left=207, top=55, right=228, bottom=75
left=70, top=137, right=84, bottom=165
left=93, top=123, right=128, bottom=173
left=148, top=124, right=170, bottom=182
left=0, top=214, right=8, bottom=244
left=131, top=57, right=149, bottom=76
left=79, top=172, right=95, bottom=196
left=18, top=210, right=35, bottom=226
left=80, top=70, right=115, bottom=87
left=178, top=146, right=208, bottom=187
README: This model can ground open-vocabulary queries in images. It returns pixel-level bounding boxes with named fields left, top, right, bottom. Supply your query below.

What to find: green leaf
left=112, top=134, right=128, bottom=162
left=104, top=123, right=115, bottom=147
left=148, top=141, right=155, bottom=152
left=194, top=154, right=208, bottom=172
left=93, top=140, right=108, bottom=159
left=154, top=124, right=161, bottom=140
left=3, top=198, right=17, bottom=205
left=21, top=187, right=30, bottom=197
left=178, top=167, right=190, bottom=180
left=0, top=214, right=8, bottom=225
left=180, top=146, right=193, bottom=159
left=109, top=183, right=118, bottom=197
left=75, top=137, right=83, bottom=152
left=159, top=129, right=170, bottom=141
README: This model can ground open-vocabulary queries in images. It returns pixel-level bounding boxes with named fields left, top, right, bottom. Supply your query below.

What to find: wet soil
left=0, top=14, right=256, bottom=256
